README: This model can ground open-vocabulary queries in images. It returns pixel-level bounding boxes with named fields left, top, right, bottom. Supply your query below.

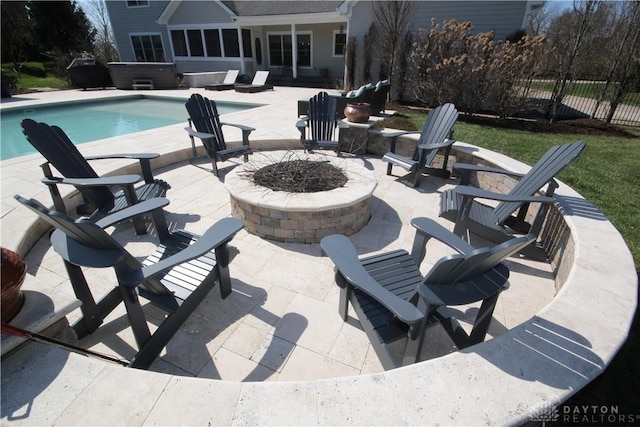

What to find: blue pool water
left=0, top=96, right=259, bottom=160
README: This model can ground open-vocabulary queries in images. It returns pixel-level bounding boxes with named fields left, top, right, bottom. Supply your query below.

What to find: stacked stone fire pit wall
left=224, top=153, right=378, bottom=244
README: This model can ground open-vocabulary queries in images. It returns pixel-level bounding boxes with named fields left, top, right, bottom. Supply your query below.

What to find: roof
left=221, top=1, right=343, bottom=16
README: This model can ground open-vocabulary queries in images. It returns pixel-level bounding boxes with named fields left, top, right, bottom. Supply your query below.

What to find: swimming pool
left=0, top=95, right=260, bottom=160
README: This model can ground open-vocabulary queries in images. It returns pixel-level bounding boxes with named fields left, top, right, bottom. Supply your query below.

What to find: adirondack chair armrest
left=321, top=235, right=424, bottom=325
left=84, top=153, right=160, bottom=161
left=418, top=138, right=456, bottom=150
left=184, top=127, right=215, bottom=141
left=94, top=197, right=170, bottom=229
left=220, top=122, right=255, bottom=133
left=133, top=217, right=243, bottom=283
left=220, top=122, right=254, bottom=146
left=84, top=153, right=160, bottom=183
left=296, top=119, right=308, bottom=139
left=41, top=174, right=142, bottom=188
left=455, top=185, right=556, bottom=204
left=410, top=218, right=475, bottom=264
left=453, top=163, right=526, bottom=185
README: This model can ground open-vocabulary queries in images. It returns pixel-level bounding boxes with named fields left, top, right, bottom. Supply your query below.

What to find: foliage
left=344, top=36, right=357, bottom=92
left=363, top=24, right=376, bottom=84
left=1, top=0, right=96, bottom=82
left=409, top=19, right=545, bottom=118
left=372, top=0, right=416, bottom=100
left=373, top=114, right=419, bottom=131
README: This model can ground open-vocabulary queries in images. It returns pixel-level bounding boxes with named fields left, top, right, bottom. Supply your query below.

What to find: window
left=222, top=29, right=240, bottom=57
left=187, top=30, right=204, bottom=56
left=170, top=28, right=250, bottom=58
left=131, top=34, right=165, bottom=62
left=127, top=0, right=149, bottom=7
left=171, top=30, right=187, bottom=56
left=333, top=31, right=346, bottom=57
left=268, top=32, right=311, bottom=67
left=204, top=29, right=221, bottom=57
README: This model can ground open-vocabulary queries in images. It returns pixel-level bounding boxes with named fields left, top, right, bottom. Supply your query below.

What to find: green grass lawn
left=2, top=61, right=70, bottom=90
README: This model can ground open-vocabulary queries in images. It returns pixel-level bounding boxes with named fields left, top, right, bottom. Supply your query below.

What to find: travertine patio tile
left=249, top=332, right=296, bottom=372
left=200, top=347, right=278, bottom=381
left=143, top=376, right=242, bottom=426
left=328, top=318, right=371, bottom=370
left=275, top=293, right=345, bottom=355
left=278, top=345, right=360, bottom=381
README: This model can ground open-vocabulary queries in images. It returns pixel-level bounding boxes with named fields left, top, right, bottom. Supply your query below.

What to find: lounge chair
left=185, top=93, right=254, bottom=177
left=439, top=140, right=586, bottom=260
left=204, top=69, right=239, bottom=91
left=321, top=217, right=535, bottom=369
left=15, top=194, right=244, bottom=369
left=381, top=103, right=458, bottom=187
left=21, top=118, right=170, bottom=235
left=296, top=91, right=344, bottom=155
left=234, top=70, right=273, bottom=93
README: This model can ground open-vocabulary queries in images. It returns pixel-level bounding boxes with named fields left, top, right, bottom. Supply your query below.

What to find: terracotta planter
left=1, top=248, right=26, bottom=323
left=344, top=103, right=371, bottom=123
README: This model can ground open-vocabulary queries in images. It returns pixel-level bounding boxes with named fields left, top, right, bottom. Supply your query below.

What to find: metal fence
left=525, top=75, right=640, bottom=126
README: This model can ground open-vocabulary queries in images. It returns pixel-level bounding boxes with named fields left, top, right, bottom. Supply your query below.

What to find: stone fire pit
left=225, top=151, right=377, bottom=243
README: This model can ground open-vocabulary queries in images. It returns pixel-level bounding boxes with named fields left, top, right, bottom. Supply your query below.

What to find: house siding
left=106, top=1, right=172, bottom=62
left=347, top=0, right=530, bottom=87
left=170, top=1, right=232, bottom=25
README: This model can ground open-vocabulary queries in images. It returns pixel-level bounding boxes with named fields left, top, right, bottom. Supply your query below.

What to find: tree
left=372, top=0, right=416, bottom=100
left=544, top=0, right=605, bottom=122
left=82, top=0, right=119, bottom=63
left=1, top=2, right=33, bottom=70
left=28, top=1, right=96, bottom=55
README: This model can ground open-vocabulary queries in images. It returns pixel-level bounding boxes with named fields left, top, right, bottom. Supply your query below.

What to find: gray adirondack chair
left=381, top=103, right=458, bottom=187
left=15, top=194, right=243, bottom=369
left=21, top=118, right=170, bottom=235
left=185, top=93, right=254, bottom=176
left=296, top=91, right=344, bottom=155
left=440, top=140, right=586, bottom=260
left=321, top=218, right=535, bottom=369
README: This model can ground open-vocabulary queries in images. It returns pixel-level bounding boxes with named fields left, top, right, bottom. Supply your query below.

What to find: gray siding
left=106, top=1, right=172, bottom=62
left=170, top=1, right=233, bottom=25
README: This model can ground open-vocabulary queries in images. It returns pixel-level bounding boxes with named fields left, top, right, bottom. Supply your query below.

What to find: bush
left=408, top=19, right=544, bottom=119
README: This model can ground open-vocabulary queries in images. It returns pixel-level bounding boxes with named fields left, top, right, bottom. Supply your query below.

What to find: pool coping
left=2, top=140, right=636, bottom=425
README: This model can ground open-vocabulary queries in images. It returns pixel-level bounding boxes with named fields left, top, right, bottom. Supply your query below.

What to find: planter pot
left=1, top=248, right=26, bottom=323
left=344, top=103, right=371, bottom=123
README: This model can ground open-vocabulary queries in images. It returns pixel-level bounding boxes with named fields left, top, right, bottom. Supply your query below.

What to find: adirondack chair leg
left=41, top=163, right=68, bottom=213
left=129, top=270, right=219, bottom=369
left=119, top=284, right=153, bottom=352
left=335, top=274, right=351, bottom=321
left=215, top=244, right=232, bottom=298
left=453, top=195, right=473, bottom=238
left=121, top=185, right=147, bottom=235
left=466, top=292, right=502, bottom=347
left=64, top=261, right=119, bottom=337
left=211, top=159, right=220, bottom=177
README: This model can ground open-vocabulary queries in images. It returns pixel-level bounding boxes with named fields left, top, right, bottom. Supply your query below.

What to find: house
left=106, top=0, right=543, bottom=88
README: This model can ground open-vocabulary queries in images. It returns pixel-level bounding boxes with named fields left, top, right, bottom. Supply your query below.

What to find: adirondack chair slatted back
left=492, top=141, right=586, bottom=223
left=425, top=234, right=535, bottom=285
left=412, top=103, right=459, bottom=163
left=21, top=119, right=115, bottom=211
left=185, top=93, right=227, bottom=157
left=15, top=195, right=169, bottom=296
left=308, top=92, right=337, bottom=142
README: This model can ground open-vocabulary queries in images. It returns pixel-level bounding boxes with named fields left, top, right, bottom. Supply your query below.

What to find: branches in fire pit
left=247, top=156, right=348, bottom=193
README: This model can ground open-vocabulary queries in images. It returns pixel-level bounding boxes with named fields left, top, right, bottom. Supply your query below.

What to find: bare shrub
left=409, top=19, right=544, bottom=119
